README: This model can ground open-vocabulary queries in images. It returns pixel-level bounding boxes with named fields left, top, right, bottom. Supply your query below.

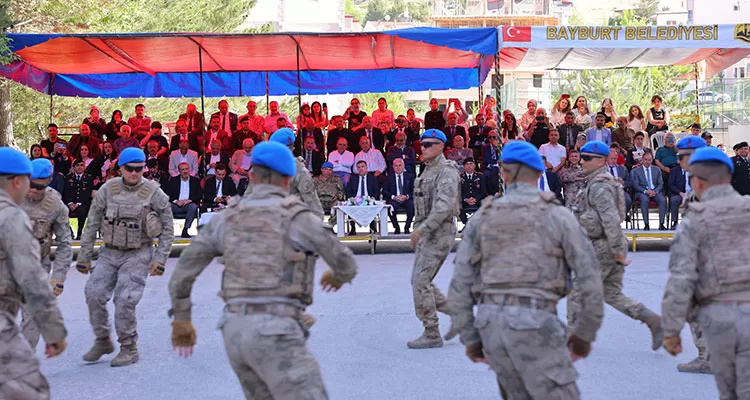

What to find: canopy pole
left=477, top=66, right=483, bottom=109
left=296, top=43, right=302, bottom=119
left=198, top=47, right=206, bottom=130
left=48, top=73, right=55, bottom=123
left=494, top=54, right=504, bottom=198
left=694, top=63, right=701, bottom=122
left=265, top=72, right=269, bottom=115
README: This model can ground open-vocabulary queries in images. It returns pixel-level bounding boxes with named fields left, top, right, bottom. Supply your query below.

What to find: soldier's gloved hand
left=172, top=320, right=197, bottom=358
left=45, top=339, right=67, bottom=358
left=320, top=270, right=344, bottom=292
left=567, top=334, right=591, bottom=361
left=149, top=263, right=166, bottom=277
left=50, top=279, right=64, bottom=296
left=663, top=335, right=682, bottom=356
left=465, top=342, right=487, bottom=364
left=76, top=262, right=91, bottom=274
left=409, top=229, right=422, bottom=249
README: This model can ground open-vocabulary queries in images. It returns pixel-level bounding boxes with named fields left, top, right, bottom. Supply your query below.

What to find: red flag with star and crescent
left=503, top=26, right=532, bottom=42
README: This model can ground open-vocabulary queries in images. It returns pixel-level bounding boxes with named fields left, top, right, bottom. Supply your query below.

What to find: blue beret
left=31, top=158, right=54, bottom=180
left=251, top=141, right=297, bottom=177
left=118, top=147, right=146, bottom=165
left=689, top=146, right=734, bottom=173
left=501, top=141, right=544, bottom=172
left=269, top=128, right=296, bottom=147
left=321, top=161, right=334, bottom=169
left=0, top=147, right=32, bottom=175
left=580, top=140, right=610, bottom=157
left=420, top=129, right=447, bottom=143
left=676, top=136, right=707, bottom=150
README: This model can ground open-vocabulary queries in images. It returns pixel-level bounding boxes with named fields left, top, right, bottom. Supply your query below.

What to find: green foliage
left=633, top=0, right=659, bottom=24
left=345, top=0, right=366, bottom=24
left=607, top=10, right=649, bottom=27
left=364, top=0, right=430, bottom=23
left=568, top=8, right=584, bottom=26
left=353, top=92, right=407, bottom=117
left=407, top=1, right=430, bottom=22
left=365, top=0, right=390, bottom=22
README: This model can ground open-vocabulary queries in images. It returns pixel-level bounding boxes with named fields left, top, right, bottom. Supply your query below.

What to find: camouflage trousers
left=697, top=303, right=750, bottom=400
left=0, top=312, right=50, bottom=400
left=412, top=222, right=456, bottom=328
left=476, top=305, right=580, bottom=400
left=21, top=258, right=53, bottom=350
left=219, top=311, right=328, bottom=400
left=689, top=320, right=707, bottom=351
left=320, top=199, right=337, bottom=226
left=85, top=246, right=152, bottom=346
left=567, top=239, right=643, bottom=327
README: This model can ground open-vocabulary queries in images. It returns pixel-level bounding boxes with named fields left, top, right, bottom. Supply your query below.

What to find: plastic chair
left=651, top=131, right=667, bottom=149
left=631, top=197, right=670, bottom=229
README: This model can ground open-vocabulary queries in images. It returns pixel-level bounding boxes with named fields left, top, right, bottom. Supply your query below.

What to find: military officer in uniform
left=0, top=147, right=67, bottom=399
left=447, top=141, right=604, bottom=398
left=662, top=146, right=750, bottom=399
left=671, top=136, right=711, bottom=374
left=313, top=161, right=345, bottom=224
left=76, top=147, right=174, bottom=367
left=731, top=141, right=750, bottom=195
left=408, top=129, right=461, bottom=349
left=21, top=158, right=73, bottom=350
left=569, top=140, right=664, bottom=351
left=266, top=128, right=324, bottom=216
left=169, top=141, right=358, bottom=399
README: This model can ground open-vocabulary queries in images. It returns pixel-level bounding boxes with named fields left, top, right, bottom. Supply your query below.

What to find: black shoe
left=394, top=227, right=401, bottom=235
left=369, top=222, right=377, bottom=233
left=670, top=223, right=677, bottom=230
left=625, top=214, right=631, bottom=223
left=643, top=225, right=650, bottom=231
left=659, top=224, right=667, bottom=231
left=404, top=228, right=410, bottom=234
left=181, top=229, right=191, bottom=238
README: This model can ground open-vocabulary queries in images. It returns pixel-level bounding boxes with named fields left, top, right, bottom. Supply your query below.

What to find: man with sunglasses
left=662, top=147, right=750, bottom=399
left=408, top=129, right=460, bottom=349
left=664, top=135, right=712, bottom=375
left=481, top=132, right=501, bottom=195
left=20, top=159, right=73, bottom=350
left=447, top=141, right=604, bottom=399
left=76, top=147, right=174, bottom=367
left=571, top=140, right=664, bottom=351
left=0, top=147, right=67, bottom=399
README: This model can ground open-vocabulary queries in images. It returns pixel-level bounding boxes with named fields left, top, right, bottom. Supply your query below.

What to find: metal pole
left=494, top=54, right=504, bottom=198
left=265, top=72, right=270, bottom=115
left=198, top=47, right=206, bottom=130
left=296, top=43, right=302, bottom=117
left=694, top=63, right=700, bottom=122
left=48, top=73, right=55, bottom=123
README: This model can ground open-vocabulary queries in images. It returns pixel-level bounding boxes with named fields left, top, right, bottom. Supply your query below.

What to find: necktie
left=685, top=171, right=691, bottom=192
left=491, top=146, right=496, bottom=160
left=217, top=180, right=222, bottom=197
left=397, top=174, right=403, bottom=196
left=360, top=176, right=366, bottom=197
left=221, top=115, right=226, bottom=132
left=367, top=130, right=372, bottom=143
left=609, top=166, right=615, bottom=176
left=306, top=151, right=312, bottom=170
left=645, top=167, right=653, bottom=190
left=451, top=127, right=455, bottom=137
left=539, top=175, right=545, bottom=190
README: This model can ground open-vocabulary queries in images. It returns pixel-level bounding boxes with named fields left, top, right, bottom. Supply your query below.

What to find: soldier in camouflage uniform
left=244, top=128, right=324, bottom=216
left=408, top=129, right=461, bottom=349
left=76, top=148, right=174, bottom=367
left=447, top=141, right=604, bottom=399
left=662, top=147, right=750, bottom=399
left=314, top=161, right=345, bottom=225
left=0, top=148, right=67, bottom=400
left=671, top=136, right=711, bottom=374
left=570, top=140, right=664, bottom=351
left=21, top=159, right=73, bottom=350
left=169, top=141, right=358, bottom=400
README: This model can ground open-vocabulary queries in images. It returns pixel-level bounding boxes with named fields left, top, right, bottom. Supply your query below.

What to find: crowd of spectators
left=26, top=94, right=750, bottom=236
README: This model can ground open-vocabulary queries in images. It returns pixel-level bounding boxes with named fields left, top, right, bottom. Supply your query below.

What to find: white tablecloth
left=334, top=204, right=391, bottom=237
left=198, top=212, right=217, bottom=227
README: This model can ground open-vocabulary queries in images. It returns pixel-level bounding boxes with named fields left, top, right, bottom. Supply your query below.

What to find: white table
left=334, top=204, right=391, bottom=238
left=198, top=212, right=217, bottom=228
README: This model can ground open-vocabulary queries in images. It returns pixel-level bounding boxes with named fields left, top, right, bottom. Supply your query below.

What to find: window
left=735, top=67, right=745, bottom=78
left=532, top=74, right=543, bottom=88
left=666, top=20, right=677, bottom=25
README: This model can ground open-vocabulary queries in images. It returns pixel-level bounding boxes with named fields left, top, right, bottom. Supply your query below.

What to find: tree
left=345, top=0, right=365, bottom=24
left=354, top=92, right=407, bottom=117
left=633, top=0, right=659, bottom=24
left=0, top=0, right=15, bottom=148
left=365, top=0, right=390, bottom=22
left=407, top=1, right=431, bottom=22
left=1, top=0, right=265, bottom=149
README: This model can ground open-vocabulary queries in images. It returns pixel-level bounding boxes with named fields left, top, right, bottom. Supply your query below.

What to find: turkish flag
left=503, top=26, right=532, bottom=42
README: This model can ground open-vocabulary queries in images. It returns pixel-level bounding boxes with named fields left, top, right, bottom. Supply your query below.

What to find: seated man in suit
left=145, top=139, right=169, bottom=173
left=229, top=138, right=254, bottom=188
left=606, top=148, right=633, bottom=218
left=169, top=138, right=200, bottom=177
left=204, top=114, right=233, bottom=155
left=481, top=132, right=501, bottom=195
left=468, top=113, right=489, bottom=160
left=386, top=115, right=417, bottom=148
left=667, top=158, right=688, bottom=230
left=64, top=159, right=95, bottom=240
left=167, top=162, right=202, bottom=238
left=538, top=157, right=564, bottom=203
left=295, top=117, right=325, bottom=153
left=386, top=132, right=417, bottom=176
left=232, top=115, right=261, bottom=151
left=202, top=163, right=237, bottom=211
left=179, top=103, right=205, bottom=137
left=630, top=151, right=667, bottom=230
left=68, top=123, right=103, bottom=159
left=384, top=158, right=414, bottom=234
left=345, top=160, right=381, bottom=235
left=298, top=136, right=324, bottom=176
left=442, top=112, right=466, bottom=148
left=325, top=115, right=353, bottom=154
left=169, top=119, right=202, bottom=153
left=459, top=157, right=487, bottom=226
left=353, top=116, right=385, bottom=154
left=200, top=140, right=231, bottom=177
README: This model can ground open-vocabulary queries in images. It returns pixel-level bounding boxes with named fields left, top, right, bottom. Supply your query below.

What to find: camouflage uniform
left=245, top=158, right=324, bottom=216
left=20, top=187, right=73, bottom=349
left=78, top=177, right=173, bottom=366
left=409, top=154, right=460, bottom=348
left=448, top=183, right=604, bottom=398
left=570, top=166, right=663, bottom=350
left=558, top=164, right=586, bottom=210
left=169, top=184, right=358, bottom=399
left=0, top=189, right=67, bottom=399
left=663, top=184, right=750, bottom=399
left=313, top=174, right=345, bottom=224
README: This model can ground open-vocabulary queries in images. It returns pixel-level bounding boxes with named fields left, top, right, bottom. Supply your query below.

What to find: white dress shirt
left=179, top=178, right=190, bottom=201
left=355, top=149, right=386, bottom=173
left=329, top=150, right=355, bottom=174
left=207, top=153, right=222, bottom=175
left=538, top=173, right=550, bottom=192
left=608, top=164, right=619, bottom=178
left=216, top=179, right=224, bottom=198
left=538, top=143, right=567, bottom=168
left=357, top=175, right=369, bottom=197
